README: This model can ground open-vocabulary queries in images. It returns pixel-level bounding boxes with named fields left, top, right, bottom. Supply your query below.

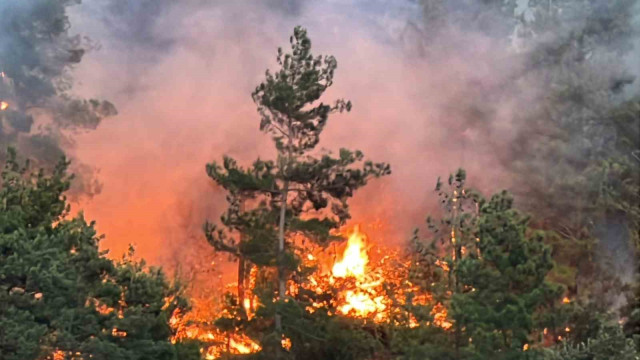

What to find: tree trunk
left=275, top=180, right=289, bottom=333
left=275, top=132, right=293, bottom=334
left=452, top=191, right=462, bottom=358
left=238, top=199, right=246, bottom=313
left=238, top=256, right=245, bottom=309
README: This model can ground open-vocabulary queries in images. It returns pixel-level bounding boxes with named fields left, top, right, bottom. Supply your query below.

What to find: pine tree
left=408, top=170, right=563, bottom=359
left=0, top=148, right=199, bottom=360
left=204, top=26, right=390, bottom=357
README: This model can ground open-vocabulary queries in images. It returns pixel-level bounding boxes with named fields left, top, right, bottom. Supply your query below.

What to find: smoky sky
left=65, top=0, right=639, bottom=284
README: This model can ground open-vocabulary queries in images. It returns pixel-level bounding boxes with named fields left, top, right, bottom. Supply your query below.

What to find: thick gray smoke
left=65, top=0, right=639, bottom=290
left=0, top=0, right=117, bottom=197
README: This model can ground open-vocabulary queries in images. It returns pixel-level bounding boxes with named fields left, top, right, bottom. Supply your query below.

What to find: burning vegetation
left=171, top=225, right=451, bottom=359
left=156, top=22, right=636, bottom=354
left=1, top=1, right=639, bottom=358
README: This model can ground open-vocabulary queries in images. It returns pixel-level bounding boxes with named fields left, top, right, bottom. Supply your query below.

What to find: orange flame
left=330, top=226, right=390, bottom=320
left=111, top=328, right=127, bottom=337
left=170, top=306, right=261, bottom=359
left=332, top=225, right=368, bottom=279
left=281, top=336, right=292, bottom=351
left=170, top=223, right=451, bottom=356
left=340, top=290, right=386, bottom=317
left=0, top=101, right=8, bottom=111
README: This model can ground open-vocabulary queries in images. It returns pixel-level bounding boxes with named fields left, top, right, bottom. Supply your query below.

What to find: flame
left=47, top=350, right=85, bottom=359
left=431, top=303, right=453, bottom=330
left=562, top=297, right=570, bottom=304
left=281, top=336, right=292, bottom=351
left=332, top=225, right=368, bottom=278
left=329, top=226, right=390, bottom=320
left=243, top=298, right=251, bottom=313
left=230, top=337, right=261, bottom=354
left=111, top=328, right=127, bottom=337
left=170, top=223, right=450, bottom=356
left=340, top=290, right=386, bottom=317
left=0, top=101, right=8, bottom=111
left=170, top=306, right=261, bottom=359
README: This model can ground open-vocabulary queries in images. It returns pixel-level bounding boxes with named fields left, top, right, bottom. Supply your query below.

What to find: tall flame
left=332, top=225, right=368, bottom=279
left=330, top=226, right=388, bottom=320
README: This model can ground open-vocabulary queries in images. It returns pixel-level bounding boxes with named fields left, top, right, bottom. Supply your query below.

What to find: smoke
left=65, top=0, right=639, bottom=289
left=0, top=0, right=118, bottom=198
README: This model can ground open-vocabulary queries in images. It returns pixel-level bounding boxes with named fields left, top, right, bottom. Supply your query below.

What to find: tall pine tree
left=204, top=26, right=390, bottom=357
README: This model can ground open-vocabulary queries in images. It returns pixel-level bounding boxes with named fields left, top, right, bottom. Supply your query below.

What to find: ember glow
left=49, top=350, right=84, bottom=359
left=171, top=225, right=451, bottom=357
left=171, top=307, right=262, bottom=359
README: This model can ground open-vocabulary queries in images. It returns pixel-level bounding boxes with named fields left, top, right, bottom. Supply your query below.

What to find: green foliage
left=251, top=26, right=351, bottom=155
left=406, top=170, right=563, bottom=359
left=0, top=149, right=199, bottom=360
left=455, top=191, right=562, bottom=357
left=389, top=322, right=459, bottom=360
left=248, top=301, right=381, bottom=360
left=545, top=325, right=639, bottom=360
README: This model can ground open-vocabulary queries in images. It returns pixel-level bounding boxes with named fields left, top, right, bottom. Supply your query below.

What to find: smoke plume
left=64, top=0, right=639, bottom=288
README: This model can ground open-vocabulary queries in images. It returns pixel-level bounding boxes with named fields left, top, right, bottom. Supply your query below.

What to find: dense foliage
left=395, top=171, right=556, bottom=359
left=0, top=148, right=199, bottom=360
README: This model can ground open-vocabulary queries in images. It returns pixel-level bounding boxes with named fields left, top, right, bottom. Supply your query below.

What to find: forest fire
left=170, top=307, right=262, bottom=359
left=2, top=1, right=638, bottom=358
left=330, top=226, right=390, bottom=320
left=171, top=225, right=450, bottom=357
